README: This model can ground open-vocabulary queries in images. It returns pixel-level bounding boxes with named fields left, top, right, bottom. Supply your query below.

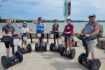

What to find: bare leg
left=38, top=38, right=40, bottom=43
left=65, top=42, right=67, bottom=48
left=67, top=41, right=70, bottom=50
left=40, top=38, right=43, bottom=45
left=6, top=48, right=10, bottom=57
left=24, top=41, right=27, bottom=48
left=21, top=41, right=24, bottom=47
left=91, top=52, right=95, bottom=60
left=41, top=38, right=43, bottom=43
left=69, top=40, right=72, bottom=49
left=57, top=38, right=59, bottom=46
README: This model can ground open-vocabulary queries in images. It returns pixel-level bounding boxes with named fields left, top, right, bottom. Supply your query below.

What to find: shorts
left=36, top=30, right=44, bottom=38
left=53, top=32, right=59, bottom=38
left=87, top=39, right=97, bottom=52
left=64, top=35, right=73, bottom=42
left=4, top=40, right=14, bottom=48
left=22, top=34, right=28, bottom=41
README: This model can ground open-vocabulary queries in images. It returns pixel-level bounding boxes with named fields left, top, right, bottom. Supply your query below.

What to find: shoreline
left=0, top=19, right=105, bottom=23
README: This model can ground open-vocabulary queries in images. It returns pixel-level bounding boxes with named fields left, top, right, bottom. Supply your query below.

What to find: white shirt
left=21, top=27, right=29, bottom=33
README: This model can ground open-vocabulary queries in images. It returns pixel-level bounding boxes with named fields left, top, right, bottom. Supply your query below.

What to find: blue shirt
left=83, top=23, right=96, bottom=34
left=36, top=23, right=44, bottom=32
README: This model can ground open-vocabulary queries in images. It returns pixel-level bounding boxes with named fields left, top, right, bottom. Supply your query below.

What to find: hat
left=88, top=14, right=96, bottom=18
left=23, top=22, right=27, bottom=26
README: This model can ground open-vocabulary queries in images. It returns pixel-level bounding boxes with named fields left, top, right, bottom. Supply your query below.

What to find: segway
left=35, top=33, right=47, bottom=51
left=50, top=32, right=60, bottom=52
left=1, top=51, right=23, bottom=69
left=17, top=33, right=32, bottom=54
left=78, top=35, right=101, bottom=70
left=59, top=34, right=76, bottom=59
left=17, top=44, right=32, bottom=54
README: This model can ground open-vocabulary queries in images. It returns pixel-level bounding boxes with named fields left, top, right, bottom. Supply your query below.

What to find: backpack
left=92, top=23, right=103, bottom=38
left=97, top=24, right=103, bottom=38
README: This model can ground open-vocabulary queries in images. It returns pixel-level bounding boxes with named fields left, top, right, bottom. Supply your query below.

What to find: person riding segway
left=78, top=14, right=101, bottom=70
left=35, top=17, right=47, bottom=51
left=1, top=19, right=23, bottom=69
left=16, top=22, right=32, bottom=54
left=59, top=19, right=76, bottom=59
left=50, top=19, right=60, bottom=52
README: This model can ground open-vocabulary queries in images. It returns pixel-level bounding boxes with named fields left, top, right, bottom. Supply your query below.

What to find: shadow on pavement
left=51, top=61, right=88, bottom=70
left=40, top=52, right=62, bottom=59
left=0, top=62, right=4, bottom=70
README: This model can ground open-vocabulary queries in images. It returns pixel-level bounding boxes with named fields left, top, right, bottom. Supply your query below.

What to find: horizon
left=0, top=0, right=105, bottom=20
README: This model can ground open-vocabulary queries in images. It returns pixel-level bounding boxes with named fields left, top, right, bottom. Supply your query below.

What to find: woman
left=36, top=17, right=46, bottom=43
left=63, top=19, right=74, bottom=51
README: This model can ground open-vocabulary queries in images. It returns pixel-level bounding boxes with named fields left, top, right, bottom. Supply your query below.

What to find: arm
left=91, top=24, right=100, bottom=36
left=35, top=24, right=37, bottom=32
left=32, top=20, right=37, bottom=24
left=71, top=25, right=74, bottom=34
left=57, top=24, right=59, bottom=32
left=27, top=27, right=30, bottom=33
left=15, top=23, right=23, bottom=29
left=2, top=31, right=12, bottom=36
left=80, top=29, right=84, bottom=34
left=43, top=23, right=46, bottom=28
left=12, top=27, right=18, bottom=35
left=67, top=24, right=74, bottom=34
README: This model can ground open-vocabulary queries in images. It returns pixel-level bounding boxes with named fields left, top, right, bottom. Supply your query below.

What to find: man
left=63, top=19, right=74, bottom=51
left=2, top=19, right=16, bottom=57
left=52, top=19, right=59, bottom=46
left=36, top=17, right=46, bottom=43
left=80, top=14, right=100, bottom=60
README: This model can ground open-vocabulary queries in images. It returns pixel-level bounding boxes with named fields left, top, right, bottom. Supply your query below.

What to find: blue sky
left=0, top=0, right=105, bottom=20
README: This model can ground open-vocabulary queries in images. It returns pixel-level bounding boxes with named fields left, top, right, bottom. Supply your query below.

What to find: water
left=0, top=22, right=105, bottom=35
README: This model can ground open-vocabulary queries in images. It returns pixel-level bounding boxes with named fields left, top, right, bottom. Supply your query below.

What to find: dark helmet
left=23, top=22, right=27, bottom=27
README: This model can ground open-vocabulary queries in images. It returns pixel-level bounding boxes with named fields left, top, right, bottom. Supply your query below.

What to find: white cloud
left=0, top=0, right=105, bottom=20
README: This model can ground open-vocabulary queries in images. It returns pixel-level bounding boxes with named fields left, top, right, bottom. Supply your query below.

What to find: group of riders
left=1, top=14, right=103, bottom=61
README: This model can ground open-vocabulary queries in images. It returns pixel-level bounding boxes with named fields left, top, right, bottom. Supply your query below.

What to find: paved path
left=0, top=39, right=105, bottom=70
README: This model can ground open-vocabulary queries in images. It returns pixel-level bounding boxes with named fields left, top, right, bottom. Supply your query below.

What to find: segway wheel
left=59, top=46, right=65, bottom=56
left=15, top=51, right=23, bottom=62
left=89, top=59, right=101, bottom=70
left=1, top=56, right=10, bottom=69
left=50, top=43, right=55, bottom=51
left=78, top=53, right=87, bottom=64
left=17, top=46, right=21, bottom=52
left=17, top=46, right=25, bottom=54
left=58, top=45, right=62, bottom=52
left=27, top=44, right=32, bottom=53
left=69, top=49, right=76, bottom=59
left=58, top=46, right=60, bottom=52
left=35, top=43, right=38, bottom=51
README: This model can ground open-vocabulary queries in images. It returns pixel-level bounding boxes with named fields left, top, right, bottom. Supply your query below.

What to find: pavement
left=0, top=39, right=105, bottom=70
